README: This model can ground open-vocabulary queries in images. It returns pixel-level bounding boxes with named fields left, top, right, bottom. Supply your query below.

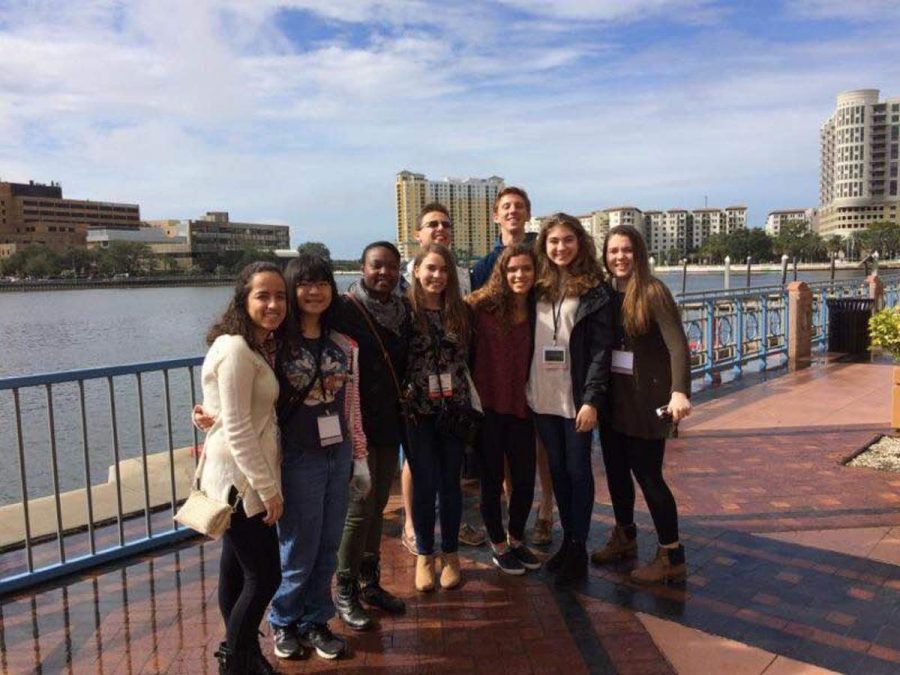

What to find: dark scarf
left=348, top=280, right=407, bottom=337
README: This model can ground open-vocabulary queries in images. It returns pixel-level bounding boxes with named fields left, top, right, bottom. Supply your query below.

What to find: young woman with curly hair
left=527, top=213, right=615, bottom=586
left=468, top=243, right=542, bottom=575
left=200, top=261, right=286, bottom=674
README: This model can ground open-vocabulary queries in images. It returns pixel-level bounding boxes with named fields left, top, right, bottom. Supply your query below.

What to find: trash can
left=826, top=298, right=874, bottom=354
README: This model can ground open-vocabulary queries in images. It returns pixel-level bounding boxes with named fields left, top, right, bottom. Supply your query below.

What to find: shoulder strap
left=346, top=294, right=404, bottom=400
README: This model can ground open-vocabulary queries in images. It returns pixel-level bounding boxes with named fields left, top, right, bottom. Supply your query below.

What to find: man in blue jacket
left=470, top=186, right=538, bottom=291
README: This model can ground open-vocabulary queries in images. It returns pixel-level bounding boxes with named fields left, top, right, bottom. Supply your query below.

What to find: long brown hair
left=467, top=243, right=535, bottom=332
left=602, top=224, right=677, bottom=337
left=206, top=261, right=286, bottom=347
left=407, top=243, right=471, bottom=343
left=535, top=212, right=603, bottom=302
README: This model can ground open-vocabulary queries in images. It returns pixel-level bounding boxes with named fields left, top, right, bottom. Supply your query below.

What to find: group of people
left=194, top=187, right=692, bottom=674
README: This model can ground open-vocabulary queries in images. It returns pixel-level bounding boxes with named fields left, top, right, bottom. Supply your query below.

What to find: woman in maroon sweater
left=467, top=243, right=542, bottom=575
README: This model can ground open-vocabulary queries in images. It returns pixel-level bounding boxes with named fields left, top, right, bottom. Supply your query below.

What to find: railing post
left=868, top=274, right=885, bottom=311
left=787, top=281, right=812, bottom=370
left=733, top=297, right=743, bottom=378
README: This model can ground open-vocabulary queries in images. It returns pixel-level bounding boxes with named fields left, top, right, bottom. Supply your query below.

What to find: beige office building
left=0, top=180, right=140, bottom=258
left=395, top=171, right=504, bottom=260
left=765, top=209, right=817, bottom=237
left=818, top=89, right=900, bottom=237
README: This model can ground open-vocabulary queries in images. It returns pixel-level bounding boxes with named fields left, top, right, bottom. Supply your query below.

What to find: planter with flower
left=869, top=307, right=900, bottom=428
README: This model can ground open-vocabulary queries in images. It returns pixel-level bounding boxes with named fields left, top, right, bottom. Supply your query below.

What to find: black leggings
left=479, top=410, right=536, bottom=545
left=600, top=426, right=679, bottom=546
left=219, top=500, right=281, bottom=651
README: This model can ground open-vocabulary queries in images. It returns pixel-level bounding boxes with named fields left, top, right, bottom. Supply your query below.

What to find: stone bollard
left=867, top=274, right=885, bottom=311
left=787, top=281, right=812, bottom=370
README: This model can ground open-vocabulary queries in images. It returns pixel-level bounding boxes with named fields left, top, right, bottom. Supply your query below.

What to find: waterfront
left=0, top=268, right=874, bottom=507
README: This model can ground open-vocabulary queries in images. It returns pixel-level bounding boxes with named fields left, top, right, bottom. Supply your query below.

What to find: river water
left=0, top=269, right=869, bottom=505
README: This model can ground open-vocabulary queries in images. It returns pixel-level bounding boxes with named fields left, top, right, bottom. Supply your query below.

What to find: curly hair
left=602, top=224, right=676, bottom=337
left=206, top=261, right=286, bottom=347
left=534, top=212, right=603, bottom=302
left=407, top=243, right=470, bottom=344
left=467, top=243, right=536, bottom=332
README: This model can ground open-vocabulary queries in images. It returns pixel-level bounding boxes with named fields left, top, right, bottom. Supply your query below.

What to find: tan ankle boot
left=415, top=555, right=435, bottom=592
left=590, top=524, right=638, bottom=565
left=440, top=552, right=461, bottom=589
left=630, top=545, right=686, bottom=584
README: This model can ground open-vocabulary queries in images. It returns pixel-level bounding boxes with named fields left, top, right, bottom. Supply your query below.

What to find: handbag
left=174, top=456, right=246, bottom=539
left=347, top=294, right=416, bottom=424
left=433, top=364, right=484, bottom=446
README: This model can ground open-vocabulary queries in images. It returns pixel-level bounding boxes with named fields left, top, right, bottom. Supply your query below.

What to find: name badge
left=611, top=349, right=634, bottom=375
left=428, top=373, right=454, bottom=399
left=317, top=414, right=343, bottom=446
left=542, top=345, right=567, bottom=369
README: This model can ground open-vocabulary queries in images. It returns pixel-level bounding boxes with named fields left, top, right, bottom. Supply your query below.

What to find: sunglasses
left=420, top=219, right=452, bottom=230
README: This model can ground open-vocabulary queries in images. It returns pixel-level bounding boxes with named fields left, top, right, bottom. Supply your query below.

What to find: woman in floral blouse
left=404, top=243, right=473, bottom=592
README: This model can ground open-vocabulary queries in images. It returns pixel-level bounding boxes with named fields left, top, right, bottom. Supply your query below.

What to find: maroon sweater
left=471, top=308, right=532, bottom=420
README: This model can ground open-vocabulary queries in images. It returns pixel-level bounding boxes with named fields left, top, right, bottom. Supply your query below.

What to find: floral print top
left=404, top=309, right=471, bottom=416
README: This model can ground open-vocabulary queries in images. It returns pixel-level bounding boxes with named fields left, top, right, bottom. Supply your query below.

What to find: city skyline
left=1, top=1, right=899, bottom=257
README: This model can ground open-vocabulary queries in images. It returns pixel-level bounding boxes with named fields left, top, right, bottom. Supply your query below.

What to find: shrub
left=869, top=307, right=900, bottom=361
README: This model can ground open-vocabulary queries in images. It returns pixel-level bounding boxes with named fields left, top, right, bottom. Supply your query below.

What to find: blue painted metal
left=0, top=357, right=204, bottom=391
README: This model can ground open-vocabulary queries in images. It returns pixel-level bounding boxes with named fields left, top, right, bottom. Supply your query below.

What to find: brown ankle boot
left=630, top=545, right=686, bottom=584
left=440, top=552, right=461, bottom=589
left=415, top=555, right=435, bottom=592
left=590, top=524, right=637, bottom=565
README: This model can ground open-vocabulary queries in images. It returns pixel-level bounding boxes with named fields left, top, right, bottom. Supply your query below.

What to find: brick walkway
left=0, top=359, right=898, bottom=674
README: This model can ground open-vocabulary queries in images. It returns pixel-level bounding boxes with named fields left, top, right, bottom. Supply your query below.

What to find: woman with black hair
left=200, top=262, right=286, bottom=674
left=266, top=254, right=370, bottom=661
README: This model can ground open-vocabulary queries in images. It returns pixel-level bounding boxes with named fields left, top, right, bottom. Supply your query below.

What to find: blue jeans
left=534, top=414, right=594, bottom=543
left=269, top=439, right=352, bottom=630
left=405, top=415, right=464, bottom=555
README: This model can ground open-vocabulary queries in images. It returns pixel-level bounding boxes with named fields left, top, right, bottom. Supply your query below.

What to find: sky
left=1, top=0, right=899, bottom=258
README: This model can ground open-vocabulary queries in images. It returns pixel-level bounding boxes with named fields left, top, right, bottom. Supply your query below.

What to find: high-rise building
left=0, top=180, right=140, bottom=258
left=818, top=89, right=900, bottom=237
left=395, top=171, right=504, bottom=260
left=765, top=208, right=817, bottom=237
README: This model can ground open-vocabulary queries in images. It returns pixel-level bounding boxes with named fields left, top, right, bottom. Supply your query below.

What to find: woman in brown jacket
left=592, top=225, right=691, bottom=584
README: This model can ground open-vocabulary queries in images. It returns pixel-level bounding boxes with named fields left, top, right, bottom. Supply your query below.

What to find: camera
left=655, top=406, right=672, bottom=420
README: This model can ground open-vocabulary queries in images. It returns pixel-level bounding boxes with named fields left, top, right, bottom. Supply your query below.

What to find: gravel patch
left=848, top=435, right=900, bottom=472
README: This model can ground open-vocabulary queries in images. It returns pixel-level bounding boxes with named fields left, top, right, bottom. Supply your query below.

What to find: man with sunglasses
left=401, top=202, right=472, bottom=294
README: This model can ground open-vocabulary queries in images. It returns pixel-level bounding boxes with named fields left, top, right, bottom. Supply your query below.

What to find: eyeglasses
left=296, top=281, right=331, bottom=291
left=420, top=219, right=452, bottom=230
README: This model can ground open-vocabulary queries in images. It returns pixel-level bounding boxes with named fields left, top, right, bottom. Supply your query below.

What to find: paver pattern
left=0, top=359, right=898, bottom=674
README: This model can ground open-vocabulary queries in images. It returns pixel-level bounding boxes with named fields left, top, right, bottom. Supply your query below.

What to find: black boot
left=360, top=556, right=406, bottom=615
left=335, top=573, right=374, bottom=631
left=546, top=535, right=572, bottom=573
left=214, top=643, right=246, bottom=675
left=555, top=540, right=587, bottom=587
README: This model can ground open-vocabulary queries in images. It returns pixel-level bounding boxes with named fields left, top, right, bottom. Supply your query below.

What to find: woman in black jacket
left=526, top=213, right=615, bottom=585
left=333, top=241, right=411, bottom=628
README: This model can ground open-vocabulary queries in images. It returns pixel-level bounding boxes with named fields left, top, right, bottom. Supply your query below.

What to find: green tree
left=774, top=220, right=809, bottom=259
left=698, top=232, right=730, bottom=263
left=296, top=241, right=331, bottom=261
left=60, top=246, right=94, bottom=277
left=103, top=241, right=154, bottom=275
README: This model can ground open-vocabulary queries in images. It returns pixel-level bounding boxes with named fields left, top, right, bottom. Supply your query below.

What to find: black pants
left=600, top=426, right=680, bottom=546
left=219, top=500, right=281, bottom=651
left=479, top=410, right=536, bottom=545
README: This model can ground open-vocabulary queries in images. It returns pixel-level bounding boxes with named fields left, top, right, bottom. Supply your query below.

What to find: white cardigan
left=199, top=334, right=282, bottom=518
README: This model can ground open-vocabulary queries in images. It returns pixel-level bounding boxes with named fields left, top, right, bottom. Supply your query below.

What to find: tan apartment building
left=0, top=180, right=140, bottom=258
left=818, top=89, right=900, bottom=237
left=395, top=171, right=504, bottom=259
left=144, top=211, right=290, bottom=269
left=765, top=208, right=817, bottom=237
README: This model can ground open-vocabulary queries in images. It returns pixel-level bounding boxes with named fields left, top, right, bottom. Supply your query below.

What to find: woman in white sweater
left=200, top=261, right=286, bottom=675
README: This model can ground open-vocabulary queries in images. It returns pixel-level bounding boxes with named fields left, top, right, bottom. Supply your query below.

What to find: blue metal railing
left=677, top=274, right=900, bottom=381
left=0, top=357, right=203, bottom=596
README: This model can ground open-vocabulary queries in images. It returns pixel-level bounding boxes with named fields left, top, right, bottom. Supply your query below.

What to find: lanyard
left=550, top=298, right=564, bottom=344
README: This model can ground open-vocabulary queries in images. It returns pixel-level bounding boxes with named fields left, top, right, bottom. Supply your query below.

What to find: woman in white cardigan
left=200, top=261, right=286, bottom=675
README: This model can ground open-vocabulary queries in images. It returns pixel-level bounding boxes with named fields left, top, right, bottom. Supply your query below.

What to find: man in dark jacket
left=471, top=186, right=537, bottom=291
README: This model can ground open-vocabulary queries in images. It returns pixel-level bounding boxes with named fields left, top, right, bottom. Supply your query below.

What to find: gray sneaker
left=273, top=625, right=307, bottom=660
left=492, top=549, right=526, bottom=576
left=300, top=623, right=346, bottom=660
left=511, top=544, right=542, bottom=570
